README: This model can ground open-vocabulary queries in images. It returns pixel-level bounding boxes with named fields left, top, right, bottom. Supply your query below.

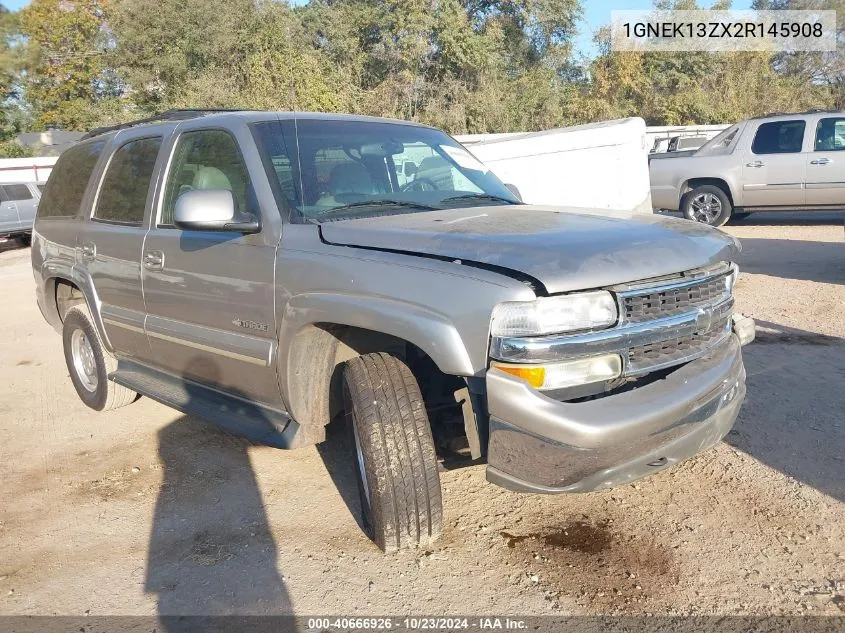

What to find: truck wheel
left=682, top=185, right=732, bottom=227
left=342, top=352, right=443, bottom=552
left=62, top=305, right=137, bottom=411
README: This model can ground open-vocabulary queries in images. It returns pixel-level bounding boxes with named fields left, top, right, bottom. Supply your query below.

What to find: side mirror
left=404, top=161, right=418, bottom=177
left=174, top=189, right=259, bottom=233
left=504, top=183, right=522, bottom=202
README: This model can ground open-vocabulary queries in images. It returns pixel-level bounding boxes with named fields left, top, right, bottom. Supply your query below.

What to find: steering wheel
left=401, top=177, right=438, bottom=192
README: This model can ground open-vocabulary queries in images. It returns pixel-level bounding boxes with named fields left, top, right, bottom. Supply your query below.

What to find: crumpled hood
left=319, top=205, right=740, bottom=294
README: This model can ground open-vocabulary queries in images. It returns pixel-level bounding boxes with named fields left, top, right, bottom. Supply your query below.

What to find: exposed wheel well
left=55, top=278, right=85, bottom=322
left=682, top=178, right=734, bottom=207
left=284, top=324, right=469, bottom=450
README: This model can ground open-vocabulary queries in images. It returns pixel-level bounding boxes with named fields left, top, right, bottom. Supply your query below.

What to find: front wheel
left=342, top=352, right=443, bottom=552
left=682, top=185, right=732, bottom=227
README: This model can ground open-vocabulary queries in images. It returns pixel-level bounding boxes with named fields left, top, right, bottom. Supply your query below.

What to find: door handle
left=80, top=242, right=96, bottom=260
left=810, top=158, right=832, bottom=165
left=745, top=161, right=764, bottom=168
left=143, top=250, right=165, bottom=271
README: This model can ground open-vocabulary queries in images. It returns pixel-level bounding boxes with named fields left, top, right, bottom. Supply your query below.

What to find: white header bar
left=610, top=10, right=837, bottom=52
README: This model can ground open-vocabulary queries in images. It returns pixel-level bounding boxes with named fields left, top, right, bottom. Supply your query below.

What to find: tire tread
left=344, top=352, right=442, bottom=552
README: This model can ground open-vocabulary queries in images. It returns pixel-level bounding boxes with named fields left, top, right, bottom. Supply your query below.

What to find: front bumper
left=485, top=333, right=747, bottom=493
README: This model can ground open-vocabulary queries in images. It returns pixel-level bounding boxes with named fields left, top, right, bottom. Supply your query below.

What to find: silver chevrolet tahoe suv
left=32, top=110, right=755, bottom=552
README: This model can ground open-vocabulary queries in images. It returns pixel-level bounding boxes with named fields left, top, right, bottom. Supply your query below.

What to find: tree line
left=0, top=0, right=842, bottom=156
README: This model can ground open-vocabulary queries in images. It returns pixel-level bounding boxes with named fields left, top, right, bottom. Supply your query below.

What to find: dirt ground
left=0, top=212, right=843, bottom=617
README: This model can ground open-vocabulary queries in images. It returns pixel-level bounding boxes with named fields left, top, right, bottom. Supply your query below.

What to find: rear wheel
left=62, top=305, right=137, bottom=411
left=342, top=352, right=443, bottom=552
left=682, top=185, right=732, bottom=227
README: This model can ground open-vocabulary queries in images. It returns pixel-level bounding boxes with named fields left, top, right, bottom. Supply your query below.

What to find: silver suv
left=1, top=182, right=42, bottom=244
left=32, top=110, right=754, bottom=552
left=650, top=110, right=845, bottom=225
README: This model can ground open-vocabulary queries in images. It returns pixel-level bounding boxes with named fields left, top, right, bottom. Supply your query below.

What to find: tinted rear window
left=751, top=120, right=805, bottom=154
left=94, top=136, right=162, bottom=225
left=38, top=141, right=106, bottom=218
left=3, top=184, right=32, bottom=200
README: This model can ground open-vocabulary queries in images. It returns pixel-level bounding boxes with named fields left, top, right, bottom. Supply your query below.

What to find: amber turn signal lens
left=489, top=364, right=546, bottom=388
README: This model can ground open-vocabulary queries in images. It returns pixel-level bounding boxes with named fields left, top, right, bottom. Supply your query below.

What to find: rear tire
left=342, top=352, right=443, bottom=552
left=682, top=185, right=732, bottom=227
left=62, top=305, right=137, bottom=411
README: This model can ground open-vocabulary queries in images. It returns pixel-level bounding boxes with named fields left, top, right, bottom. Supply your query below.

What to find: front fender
left=276, top=293, right=476, bottom=435
left=279, top=292, right=475, bottom=377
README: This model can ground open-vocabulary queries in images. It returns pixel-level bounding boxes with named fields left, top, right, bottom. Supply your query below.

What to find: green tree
left=20, top=0, right=117, bottom=130
left=0, top=4, right=28, bottom=139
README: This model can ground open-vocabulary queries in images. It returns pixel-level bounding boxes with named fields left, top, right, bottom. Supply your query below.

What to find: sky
left=3, top=0, right=757, bottom=59
left=575, top=0, right=755, bottom=58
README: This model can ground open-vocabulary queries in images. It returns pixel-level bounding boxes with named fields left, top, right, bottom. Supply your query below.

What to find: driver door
left=141, top=128, right=282, bottom=407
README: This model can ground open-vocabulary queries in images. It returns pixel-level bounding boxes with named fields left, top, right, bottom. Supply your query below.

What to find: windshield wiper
left=439, top=194, right=519, bottom=205
left=319, top=199, right=441, bottom=216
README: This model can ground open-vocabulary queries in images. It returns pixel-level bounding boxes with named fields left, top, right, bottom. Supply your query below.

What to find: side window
left=751, top=120, right=806, bottom=155
left=3, top=184, right=33, bottom=201
left=814, top=117, right=845, bottom=151
left=93, top=136, right=162, bottom=225
left=161, top=130, right=253, bottom=227
left=37, top=140, right=105, bottom=218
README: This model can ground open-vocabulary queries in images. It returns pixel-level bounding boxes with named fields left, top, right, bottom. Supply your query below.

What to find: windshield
left=697, top=124, right=740, bottom=154
left=252, top=118, right=519, bottom=222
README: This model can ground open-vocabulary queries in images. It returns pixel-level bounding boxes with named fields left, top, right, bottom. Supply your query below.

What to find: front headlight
left=490, top=291, right=618, bottom=337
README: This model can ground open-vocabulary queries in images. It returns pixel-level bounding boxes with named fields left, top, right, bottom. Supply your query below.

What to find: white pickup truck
left=649, top=110, right=845, bottom=226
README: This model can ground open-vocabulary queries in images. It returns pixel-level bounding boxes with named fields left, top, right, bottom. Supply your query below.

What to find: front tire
left=682, top=185, right=732, bottom=227
left=62, top=305, right=137, bottom=411
left=342, top=352, right=443, bottom=552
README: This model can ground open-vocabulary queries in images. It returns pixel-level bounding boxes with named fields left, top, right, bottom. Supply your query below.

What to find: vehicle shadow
left=315, top=418, right=367, bottom=533
left=736, top=237, right=844, bottom=285
left=656, top=209, right=844, bottom=227
left=730, top=210, right=845, bottom=226
left=144, top=361, right=293, bottom=624
left=0, top=236, right=28, bottom=253
left=726, top=320, right=845, bottom=502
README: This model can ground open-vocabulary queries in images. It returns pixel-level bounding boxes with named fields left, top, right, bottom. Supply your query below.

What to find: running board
left=111, top=360, right=301, bottom=449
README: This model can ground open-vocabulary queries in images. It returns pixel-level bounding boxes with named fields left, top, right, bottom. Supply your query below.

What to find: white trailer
left=456, top=118, right=653, bottom=214
left=0, top=157, right=57, bottom=184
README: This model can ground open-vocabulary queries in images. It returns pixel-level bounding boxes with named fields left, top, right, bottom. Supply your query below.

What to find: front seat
left=193, top=166, right=233, bottom=192
left=316, top=162, right=372, bottom=207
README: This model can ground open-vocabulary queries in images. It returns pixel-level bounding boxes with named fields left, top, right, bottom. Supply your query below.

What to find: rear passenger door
left=80, top=129, right=165, bottom=361
left=805, top=115, right=845, bottom=205
left=740, top=119, right=807, bottom=207
left=3, top=183, right=38, bottom=231
left=0, top=186, right=18, bottom=232
left=141, top=127, right=282, bottom=407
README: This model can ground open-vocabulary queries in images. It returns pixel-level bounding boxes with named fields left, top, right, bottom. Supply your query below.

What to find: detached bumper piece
left=485, top=335, right=747, bottom=493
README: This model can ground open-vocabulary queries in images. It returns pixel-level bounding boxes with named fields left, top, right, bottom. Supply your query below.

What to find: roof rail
left=750, top=108, right=843, bottom=120
left=80, top=108, right=247, bottom=140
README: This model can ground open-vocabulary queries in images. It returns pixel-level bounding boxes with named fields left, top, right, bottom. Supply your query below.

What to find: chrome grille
left=627, top=317, right=731, bottom=375
left=489, top=264, right=736, bottom=383
left=622, top=274, right=729, bottom=323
